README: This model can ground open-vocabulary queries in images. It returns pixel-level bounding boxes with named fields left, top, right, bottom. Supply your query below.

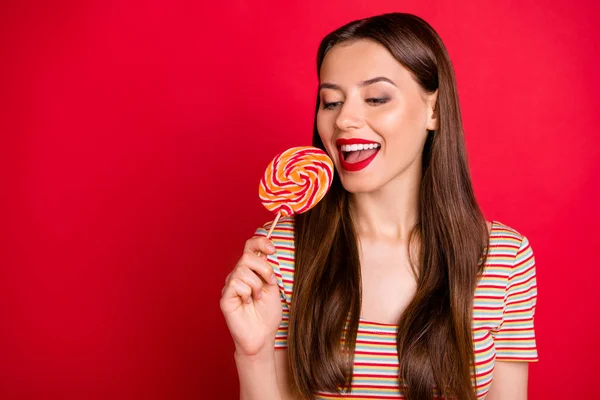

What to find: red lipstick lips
left=335, top=138, right=381, bottom=172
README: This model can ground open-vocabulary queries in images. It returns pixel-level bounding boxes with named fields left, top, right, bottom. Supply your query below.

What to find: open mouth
left=336, top=141, right=381, bottom=172
left=340, top=143, right=381, bottom=163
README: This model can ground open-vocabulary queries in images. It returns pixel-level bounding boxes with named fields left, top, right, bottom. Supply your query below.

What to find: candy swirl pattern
left=259, top=146, right=334, bottom=217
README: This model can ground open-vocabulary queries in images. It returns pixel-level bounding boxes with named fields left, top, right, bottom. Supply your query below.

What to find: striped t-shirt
left=254, top=216, right=538, bottom=399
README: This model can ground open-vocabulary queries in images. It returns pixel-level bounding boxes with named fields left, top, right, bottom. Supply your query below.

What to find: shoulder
left=489, top=220, right=533, bottom=257
left=487, top=222, right=539, bottom=362
left=485, top=220, right=537, bottom=301
left=480, top=220, right=537, bottom=288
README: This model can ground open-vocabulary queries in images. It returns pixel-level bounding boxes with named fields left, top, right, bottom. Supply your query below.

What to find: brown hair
left=288, top=12, right=491, bottom=400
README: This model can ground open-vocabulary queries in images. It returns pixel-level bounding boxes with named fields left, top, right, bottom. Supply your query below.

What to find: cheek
left=316, top=110, right=329, bottom=131
left=370, top=107, right=427, bottom=160
left=369, top=102, right=428, bottom=146
left=316, top=112, right=334, bottom=144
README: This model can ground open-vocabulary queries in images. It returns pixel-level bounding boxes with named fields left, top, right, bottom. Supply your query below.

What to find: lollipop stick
left=266, top=211, right=282, bottom=239
left=256, top=211, right=282, bottom=257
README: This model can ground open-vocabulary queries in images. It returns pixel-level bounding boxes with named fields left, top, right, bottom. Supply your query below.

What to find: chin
left=339, top=176, right=381, bottom=194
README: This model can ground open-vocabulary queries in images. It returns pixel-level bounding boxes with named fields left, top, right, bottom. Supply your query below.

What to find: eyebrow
left=318, top=76, right=397, bottom=91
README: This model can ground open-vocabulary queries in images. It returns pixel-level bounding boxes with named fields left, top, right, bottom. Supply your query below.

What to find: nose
left=334, top=99, right=365, bottom=131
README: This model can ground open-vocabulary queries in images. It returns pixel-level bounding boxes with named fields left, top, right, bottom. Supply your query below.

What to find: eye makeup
left=321, top=97, right=391, bottom=110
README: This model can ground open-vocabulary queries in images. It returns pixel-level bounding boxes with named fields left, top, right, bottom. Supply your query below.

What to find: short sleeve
left=494, top=235, right=539, bottom=362
left=253, top=225, right=290, bottom=350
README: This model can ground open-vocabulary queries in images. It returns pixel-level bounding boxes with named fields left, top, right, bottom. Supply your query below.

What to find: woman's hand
left=220, top=237, right=283, bottom=357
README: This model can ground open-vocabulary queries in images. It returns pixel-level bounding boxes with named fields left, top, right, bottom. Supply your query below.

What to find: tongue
left=346, top=149, right=378, bottom=163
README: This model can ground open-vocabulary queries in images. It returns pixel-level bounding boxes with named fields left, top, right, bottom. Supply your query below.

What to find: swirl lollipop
left=258, top=146, right=334, bottom=238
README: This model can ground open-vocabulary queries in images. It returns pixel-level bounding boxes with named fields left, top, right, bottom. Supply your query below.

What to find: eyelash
left=322, top=98, right=390, bottom=110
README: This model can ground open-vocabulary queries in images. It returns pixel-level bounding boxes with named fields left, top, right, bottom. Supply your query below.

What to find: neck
left=349, top=165, right=421, bottom=242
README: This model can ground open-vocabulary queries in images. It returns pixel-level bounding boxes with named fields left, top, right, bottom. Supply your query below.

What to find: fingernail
left=270, top=274, right=278, bottom=285
left=266, top=243, right=276, bottom=252
left=257, top=291, right=262, bottom=300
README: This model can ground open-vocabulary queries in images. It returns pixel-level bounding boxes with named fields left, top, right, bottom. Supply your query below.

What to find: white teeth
left=340, top=143, right=380, bottom=152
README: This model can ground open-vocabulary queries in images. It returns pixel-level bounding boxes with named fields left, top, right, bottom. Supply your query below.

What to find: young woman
left=220, top=12, right=538, bottom=400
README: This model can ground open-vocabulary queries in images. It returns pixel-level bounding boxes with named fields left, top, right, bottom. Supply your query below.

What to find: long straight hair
left=288, top=13, right=491, bottom=400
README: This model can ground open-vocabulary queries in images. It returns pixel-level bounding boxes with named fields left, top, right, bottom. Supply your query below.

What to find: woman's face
left=317, top=39, right=438, bottom=194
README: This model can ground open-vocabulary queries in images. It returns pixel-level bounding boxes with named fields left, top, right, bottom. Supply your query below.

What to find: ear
left=426, top=89, right=439, bottom=131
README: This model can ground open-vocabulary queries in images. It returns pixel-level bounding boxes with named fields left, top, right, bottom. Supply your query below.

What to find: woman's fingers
left=222, top=256, right=278, bottom=297
left=238, top=252, right=278, bottom=285
left=237, top=265, right=265, bottom=300
left=220, top=237, right=279, bottom=305
left=229, top=278, right=252, bottom=304
left=243, top=237, right=276, bottom=256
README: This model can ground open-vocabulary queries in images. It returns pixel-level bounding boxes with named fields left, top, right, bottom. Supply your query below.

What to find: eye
left=322, top=98, right=389, bottom=110
left=366, top=97, right=390, bottom=106
left=322, top=101, right=342, bottom=110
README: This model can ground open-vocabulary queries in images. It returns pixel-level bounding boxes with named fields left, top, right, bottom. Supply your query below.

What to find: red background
left=1, top=0, right=598, bottom=399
